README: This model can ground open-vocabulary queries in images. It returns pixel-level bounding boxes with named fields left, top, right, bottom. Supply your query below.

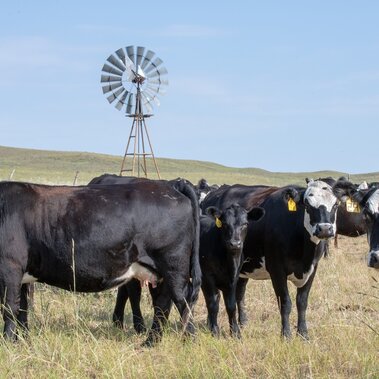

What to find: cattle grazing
left=200, top=203, right=264, bottom=337
left=0, top=179, right=201, bottom=345
left=346, top=182, right=379, bottom=269
left=202, top=179, right=353, bottom=339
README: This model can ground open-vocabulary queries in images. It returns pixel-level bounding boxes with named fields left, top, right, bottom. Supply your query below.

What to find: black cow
left=349, top=183, right=379, bottom=269
left=0, top=180, right=201, bottom=345
left=194, top=178, right=220, bottom=206
left=316, top=177, right=367, bottom=248
left=202, top=179, right=353, bottom=338
left=200, top=203, right=264, bottom=337
left=88, top=174, right=198, bottom=333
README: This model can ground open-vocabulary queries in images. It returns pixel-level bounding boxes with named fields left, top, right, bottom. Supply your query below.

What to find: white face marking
left=198, top=191, right=209, bottom=204
left=303, top=180, right=337, bottom=243
left=367, top=189, right=379, bottom=215
left=240, top=257, right=270, bottom=280
left=113, top=262, right=160, bottom=288
left=287, top=264, right=314, bottom=288
left=21, top=273, right=38, bottom=284
left=304, top=180, right=336, bottom=212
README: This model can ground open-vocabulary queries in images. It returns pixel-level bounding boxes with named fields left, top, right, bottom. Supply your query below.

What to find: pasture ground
left=0, top=146, right=378, bottom=378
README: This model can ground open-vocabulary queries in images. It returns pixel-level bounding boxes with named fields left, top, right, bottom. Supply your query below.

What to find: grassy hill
left=0, top=145, right=378, bottom=186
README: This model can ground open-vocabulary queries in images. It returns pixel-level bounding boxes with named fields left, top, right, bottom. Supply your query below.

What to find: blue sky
left=1, top=1, right=378, bottom=174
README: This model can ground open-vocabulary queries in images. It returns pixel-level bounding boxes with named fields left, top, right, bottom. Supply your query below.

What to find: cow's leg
left=128, top=280, right=145, bottom=334
left=222, top=285, right=241, bottom=338
left=143, top=282, right=172, bottom=347
left=0, top=275, right=23, bottom=340
left=270, top=273, right=292, bottom=338
left=112, top=284, right=129, bottom=329
left=202, top=284, right=221, bottom=336
left=17, top=284, right=29, bottom=335
left=296, top=265, right=318, bottom=340
left=236, top=277, right=249, bottom=327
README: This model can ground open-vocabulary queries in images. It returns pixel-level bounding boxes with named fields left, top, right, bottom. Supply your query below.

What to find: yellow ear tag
left=346, top=197, right=361, bottom=213
left=287, top=198, right=297, bottom=212
left=215, top=217, right=222, bottom=228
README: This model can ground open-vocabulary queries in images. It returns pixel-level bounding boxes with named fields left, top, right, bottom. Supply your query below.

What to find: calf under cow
left=0, top=179, right=201, bottom=345
left=201, top=179, right=354, bottom=338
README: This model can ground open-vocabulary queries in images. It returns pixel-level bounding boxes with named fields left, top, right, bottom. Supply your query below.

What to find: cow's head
left=351, top=186, right=379, bottom=269
left=206, top=203, right=265, bottom=253
left=284, top=179, right=352, bottom=244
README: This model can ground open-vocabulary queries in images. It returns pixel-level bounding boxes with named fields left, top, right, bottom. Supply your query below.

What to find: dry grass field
left=0, top=146, right=378, bottom=378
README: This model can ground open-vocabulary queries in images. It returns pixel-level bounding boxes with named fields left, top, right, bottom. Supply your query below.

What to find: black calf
left=200, top=204, right=264, bottom=337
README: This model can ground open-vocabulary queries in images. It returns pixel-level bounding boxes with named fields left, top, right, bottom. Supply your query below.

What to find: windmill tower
left=101, top=46, right=168, bottom=178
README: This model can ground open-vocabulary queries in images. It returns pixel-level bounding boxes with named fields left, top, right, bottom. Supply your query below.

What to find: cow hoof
left=134, top=324, right=146, bottom=334
left=297, top=330, right=310, bottom=341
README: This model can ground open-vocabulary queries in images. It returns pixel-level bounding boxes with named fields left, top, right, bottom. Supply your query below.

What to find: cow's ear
left=283, top=188, right=301, bottom=204
left=247, top=207, right=265, bottom=222
left=332, top=179, right=357, bottom=203
left=305, top=178, right=314, bottom=185
left=205, top=206, right=221, bottom=219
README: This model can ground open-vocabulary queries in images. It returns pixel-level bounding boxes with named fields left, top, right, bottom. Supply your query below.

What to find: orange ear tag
left=215, top=217, right=223, bottom=228
left=346, top=197, right=361, bottom=213
left=287, top=198, right=297, bottom=212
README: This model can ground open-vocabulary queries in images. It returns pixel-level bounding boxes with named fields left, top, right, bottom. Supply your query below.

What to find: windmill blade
left=115, top=48, right=126, bottom=66
left=141, top=49, right=155, bottom=69
left=102, top=81, right=123, bottom=94
left=115, top=89, right=129, bottom=110
left=101, top=74, right=122, bottom=83
left=148, top=78, right=169, bottom=86
left=144, top=88, right=161, bottom=106
left=148, top=66, right=168, bottom=78
left=125, top=93, right=135, bottom=114
left=145, top=84, right=160, bottom=96
left=107, top=54, right=126, bottom=72
left=136, top=46, right=145, bottom=67
left=141, top=92, right=154, bottom=113
left=106, top=87, right=124, bottom=104
left=144, top=57, right=163, bottom=74
left=102, top=63, right=123, bottom=77
left=126, top=46, right=136, bottom=65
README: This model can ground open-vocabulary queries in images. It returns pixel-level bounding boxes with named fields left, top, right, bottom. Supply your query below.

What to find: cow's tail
left=173, top=179, right=201, bottom=311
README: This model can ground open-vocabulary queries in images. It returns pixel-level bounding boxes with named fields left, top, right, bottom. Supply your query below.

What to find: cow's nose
left=314, top=224, right=334, bottom=239
left=229, top=240, right=242, bottom=249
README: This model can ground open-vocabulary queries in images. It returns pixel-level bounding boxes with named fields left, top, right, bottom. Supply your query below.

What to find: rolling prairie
left=0, top=146, right=378, bottom=378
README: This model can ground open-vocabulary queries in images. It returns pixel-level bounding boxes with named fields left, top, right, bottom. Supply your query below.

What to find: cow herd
left=0, top=174, right=377, bottom=346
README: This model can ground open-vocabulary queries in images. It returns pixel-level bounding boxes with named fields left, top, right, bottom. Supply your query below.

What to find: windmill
left=101, top=46, right=168, bottom=178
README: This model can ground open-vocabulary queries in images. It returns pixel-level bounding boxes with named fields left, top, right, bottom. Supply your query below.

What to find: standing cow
left=88, top=174, right=198, bottom=334
left=200, top=203, right=264, bottom=337
left=349, top=182, right=379, bottom=269
left=202, top=179, right=353, bottom=338
left=0, top=179, right=201, bottom=346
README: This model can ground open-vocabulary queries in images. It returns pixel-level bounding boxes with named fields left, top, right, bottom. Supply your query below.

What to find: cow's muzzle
left=368, top=251, right=379, bottom=269
left=228, top=240, right=242, bottom=251
left=314, top=223, right=334, bottom=239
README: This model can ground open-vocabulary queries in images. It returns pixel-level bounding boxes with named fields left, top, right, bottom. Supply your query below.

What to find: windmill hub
left=101, top=45, right=168, bottom=178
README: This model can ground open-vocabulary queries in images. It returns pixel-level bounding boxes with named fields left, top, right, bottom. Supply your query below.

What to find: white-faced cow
left=200, top=204, right=264, bottom=337
left=201, top=179, right=353, bottom=339
left=0, top=179, right=201, bottom=346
